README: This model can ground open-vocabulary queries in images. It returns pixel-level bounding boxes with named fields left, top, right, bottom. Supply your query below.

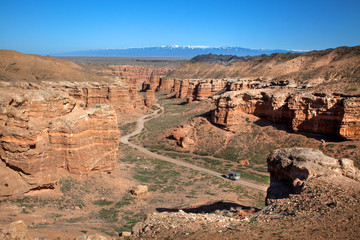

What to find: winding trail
left=120, top=103, right=268, bottom=192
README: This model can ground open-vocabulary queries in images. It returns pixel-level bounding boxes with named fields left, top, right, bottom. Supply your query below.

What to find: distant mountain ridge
left=53, top=45, right=307, bottom=58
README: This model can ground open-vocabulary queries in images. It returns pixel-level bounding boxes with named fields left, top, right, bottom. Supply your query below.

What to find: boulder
left=131, top=185, right=148, bottom=196
left=180, top=137, right=195, bottom=148
left=238, top=159, right=250, bottom=165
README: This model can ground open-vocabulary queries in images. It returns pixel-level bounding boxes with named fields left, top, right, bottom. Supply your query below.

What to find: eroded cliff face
left=211, top=90, right=360, bottom=139
left=149, top=78, right=228, bottom=102
left=0, top=83, right=121, bottom=198
left=3, top=79, right=144, bottom=116
left=150, top=77, right=286, bottom=103
left=109, top=65, right=170, bottom=90
left=57, top=80, right=142, bottom=115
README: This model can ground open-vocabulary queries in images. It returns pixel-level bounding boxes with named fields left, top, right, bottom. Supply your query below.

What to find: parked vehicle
left=224, top=171, right=241, bottom=180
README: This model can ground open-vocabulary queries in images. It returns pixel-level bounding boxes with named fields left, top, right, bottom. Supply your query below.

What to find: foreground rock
left=130, top=148, right=360, bottom=239
left=266, top=148, right=360, bottom=204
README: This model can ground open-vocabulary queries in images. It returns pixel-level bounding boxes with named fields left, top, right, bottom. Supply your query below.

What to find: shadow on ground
left=156, top=201, right=260, bottom=214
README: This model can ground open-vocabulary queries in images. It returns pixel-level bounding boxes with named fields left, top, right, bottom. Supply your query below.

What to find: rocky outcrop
left=238, top=159, right=250, bottom=165
left=163, top=78, right=228, bottom=102
left=131, top=185, right=149, bottom=196
left=108, top=65, right=170, bottom=91
left=211, top=90, right=360, bottom=139
left=144, top=89, right=156, bottom=107
left=0, top=87, right=120, bottom=198
left=0, top=220, right=34, bottom=240
left=143, top=75, right=160, bottom=107
left=142, top=75, right=161, bottom=91
left=1, top=80, right=144, bottom=116
left=171, top=124, right=195, bottom=148
left=53, top=80, right=142, bottom=115
left=265, top=148, right=360, bottom=205
left=158, top=78, right=175, bottom=92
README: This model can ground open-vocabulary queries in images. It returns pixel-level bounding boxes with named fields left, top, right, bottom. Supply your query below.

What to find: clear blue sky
left=0, top=0, right=359, bottom=54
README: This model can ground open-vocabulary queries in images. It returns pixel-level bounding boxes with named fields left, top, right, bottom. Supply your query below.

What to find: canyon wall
left=148, top=77, right=287, bottom=103
left=54, top=80, right=142, bottom=115
left=146, top=77, right=228, bottom=102
left=0, top=51, right=150, bottom=198
left=0, top=78, right=147, bottom=198
left=0, top=87, right=120, bottom=198
left=211, top=90, right=360, bottom=139
left=109, top=65, right=170, bottom=90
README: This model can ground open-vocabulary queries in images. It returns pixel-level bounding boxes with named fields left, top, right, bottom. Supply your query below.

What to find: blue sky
left=0, top=0, right=359, bottom=54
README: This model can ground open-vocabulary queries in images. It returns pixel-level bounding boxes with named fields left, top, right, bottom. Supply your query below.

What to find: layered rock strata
left=158, top=78, right=175, bottom=92
left=0, top=86, right=120, bottom=198
left=1, top=80, right=143, bottom=115
left=143, top=75, right=160, bottom=106
left=142, top=75, right=161, bottom=92
left=211, top=90, right=360, bottom=139
left=162, top=78, right=228, bottom=102
left=144, top=89, right=156, bottom=107
left=109, top=65, right=170, bottom=82
left=108, top=65, right=170, bottom=90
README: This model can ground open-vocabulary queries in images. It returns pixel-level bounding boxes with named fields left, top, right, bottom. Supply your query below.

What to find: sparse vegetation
left=98, top=208, right=119, bottom=222
left=59, top=177, right=75, bottom=193
left=119, top=121, right=137, bottom=135
left=93, top=199, right=114, bottom=206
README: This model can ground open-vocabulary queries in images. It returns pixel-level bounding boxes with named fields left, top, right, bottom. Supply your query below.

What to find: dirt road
left=120, top=104, right=268, bottom=192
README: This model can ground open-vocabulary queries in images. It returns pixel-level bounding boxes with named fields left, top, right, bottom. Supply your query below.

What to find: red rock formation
left=145, top=89, right=156, bottom=107
left=211, top=90, right=360, bottom=139
left=40, top=80, right=143, bottom=115
left=108, top=65, right=170, bottom=91
left=142, top=75, right=161, bottom=91
left=178, top=80, right=189, bottom=98
left=158, top=78, right=175, bottom=92
left=169, top=79, right=228, bottom=102
left=238, top=159, right=250, bottom=165
left=171, top=79, right=182, bottom=97
left=196, top=79, right=227, bottom=101
left=340, top=97, right=360, bottom=138
left=0, top=85, right=120, bottom=198
left=109, top=65, right=169, bottom=81
left=171, top=125, right=195, bottom=148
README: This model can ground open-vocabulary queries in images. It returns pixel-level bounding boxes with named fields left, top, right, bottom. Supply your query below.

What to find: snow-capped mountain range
left=53, top=45, right=307, bottom=58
